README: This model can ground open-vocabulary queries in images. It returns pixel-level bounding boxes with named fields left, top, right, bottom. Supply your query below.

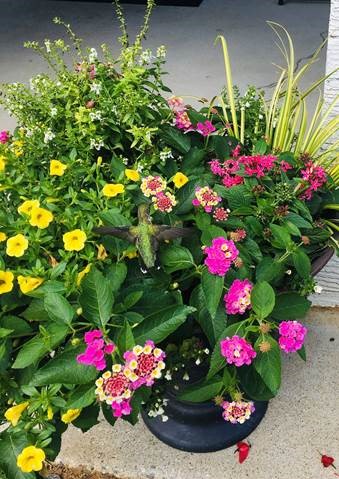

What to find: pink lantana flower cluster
left=224, top=279, right=253, bottom=315
left=239, top=154, right=276, bottom=178
left=77, top=330, right=116, bottom=371
left=167, top=96, right=216, bottom=136
left=0, top=130, right=9, bottom=144
left=229, top=229, right=247, bottom=242
left=299, top=160, right=327, bottom=200
left=220, top=335, right=256, bottom=367
left=278, top=321, right=307, bottom=353
left=95, top=341, right=166, bottom=418
left=141, top=175, right=177, bottom=212
left=213, top=207, right=230, bottom=222
left=209, top=158, right=244, bottom=188
left=192, top=186, right=222, bottom=213
left=203, top=237, right=239, bottom=276
left=222, top=400, right=255, bottom=424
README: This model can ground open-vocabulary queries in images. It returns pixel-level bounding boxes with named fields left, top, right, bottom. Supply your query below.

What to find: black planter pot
left=142, top=390, right=268, bottom=453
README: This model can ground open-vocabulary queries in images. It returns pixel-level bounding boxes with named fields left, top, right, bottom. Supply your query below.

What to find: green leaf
left=292, top=249, right=311, bottom=279
left=72, top=404, right=99, bottom=432
left=27, top=280, right=66, bottom=298
left=1, top=316, right=33, bottom=337
left=284, top=220, right=301, bottom=237
left=44, top=293, right=75, bottom=326
left=29, top=346, right=98, bottom=386
left=201, top=225, right=227, bottom=245
left=195, top=211, right=211, bottom=231
left=101, top=403, right=117, bottom=427
left=182, top=147, right=205, bottom=173
left=99, top=208, right=131, bottom=227
left=66, top=384, right=96, bottom=409
left=21, top=299, right=46, bottom=322
left=297, top=345, right=307, bottom=361
left=201, top=269, right=224, bottom=319
left=270, top=223, right=292, bottom=249
left=251, top=281, right=275, bottom=319
left=160, top=245, right=194, bottom=273
left=123, top=291, right=143, bottom=309
left=272, top=293, right=311, bottom=320
left=210, top=135, right=231, bottom=160
left=179, top=376, right=223, bottom=402
left=123, top=387, right=151, bottom=425
left=0, top=328, right=13, bottom=339
left=80, top=267, right=114, bottom=329
left=237, top=366, right=276, bottom=401
left=243, top=238, right=263, bottom=263
left=117, top=320, right=135, bottom=354
left=12, top=323, right=69, bottom=369
left=254, top=336, right=281, bottom=395
left=160, top=125, right=191, bottom=154
left=190, top=285, right=226, bottom=346
left=253, top=139, right=268, bottom=154
left=256, top=257, right=284, bottom=283
left=286, top=212, right=312, bottom=229
left=244, top=216, right=263, bottom=236
left=0, top=431, right=35, bottom=479
left=207, top=321, right=245, bottom=379
left=175, top=180, right=200, bottom=215
left=223, top=185, right=252, bottom=209
left=133, top=305, right=195, bottom=344
left=105, top=263, right=127, bottom=293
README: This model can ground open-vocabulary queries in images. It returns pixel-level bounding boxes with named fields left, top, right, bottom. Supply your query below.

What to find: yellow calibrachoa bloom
left=18, top=199, right=40, bottom=216
left=102, top=183, right=125, bottom=197
left=50, top=159, right=67, bottom=176
left=4, top=402, right=29, bottom=426
left=0, top=232, right=7, bottom=242
left=17, top=446, right=45, bottom=473
left=0, top=271, right=14, bottom=295
left=76, top=264, right=91, bottom=286
left=0, top=155, right=6, bottom=172
left=63, top=229, right=87, bottom=252
left=17, top=276, right=44, bottom=294
left=29, top=207, right=54, bottom=229
left=125, top=169, right=140, bottom=182
left=61, top=408, right=81, bottom=424
left=6, top=234, right=29, bottom=257
left=172, top=172, right=189, bottom=188
left=97, top=244, right=108, bottom=260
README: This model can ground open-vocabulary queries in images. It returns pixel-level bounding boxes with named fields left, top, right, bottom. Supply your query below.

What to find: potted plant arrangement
left=0, top=1, right=338, bottom=475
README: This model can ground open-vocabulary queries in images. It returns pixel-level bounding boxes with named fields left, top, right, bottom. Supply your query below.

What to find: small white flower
left=286, top=269, right=292, bottom=275
left=139, top=49, right=154, bottom=65
left=44, top=129, right=55, bottom=143
left=156, top=45, right=167, bottom=59
left=183, top=372, right=190, bottom=381
left=160, top=149, right=173, bottom=161
left=89, top=111, right=102, bottom=121
left=195, top=358, right=201, bottom=365
left=50, top=107, right=57, bottom=117
left=162, top=415, right=169, bottom=422
left=204, top=348, right=210, bottom=355
left=314, top=285, right=323, bottom=294
left=90, top=139, right=104, bottom=150
left=44, top=40, right=51, bottom=53
left=157, top=407, right=164, bottom=415
left=90, top=82, right=102, bottom=95
left=122, top=158, right=129, bottom=165
left=148, top=410, right=156, bottom=417
left=165, top=370, right=172, bottom=381
left=245, top=101, right=250, bottom=108
left=88, top=48, right=98, bottom=63
left=258, top=114, right=264, bottom=120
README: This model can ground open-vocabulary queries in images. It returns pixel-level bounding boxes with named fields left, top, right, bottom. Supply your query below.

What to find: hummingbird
left=94, top=203, right=194, bottom=270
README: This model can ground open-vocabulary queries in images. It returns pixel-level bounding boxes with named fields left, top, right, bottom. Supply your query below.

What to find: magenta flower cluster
left=222, top=400, right=255, bottom=424
left=220, top=335, right=256, bottom=367
left=300, top=161, right=327, bottom=200
left=192, top=186, right=222, bottom=213
left=224, top=279, right=253, bottom=315
left=0, top=130, right=9, bottom=144
left=278, top=321, right=307, bottom=353
left=77, top=330, right=116, bottom=371
left=167, top=96, right=216, bottom=136
left=203, top=237, right=239, bottom=276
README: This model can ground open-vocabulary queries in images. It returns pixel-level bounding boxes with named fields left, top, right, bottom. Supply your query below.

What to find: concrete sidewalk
left=58, top=308, right=339, bottom=479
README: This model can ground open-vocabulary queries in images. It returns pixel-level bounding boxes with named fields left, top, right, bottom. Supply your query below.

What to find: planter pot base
left=142, top=395, right=268, bottom=453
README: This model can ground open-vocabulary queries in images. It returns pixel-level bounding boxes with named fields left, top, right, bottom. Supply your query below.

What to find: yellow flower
left=0, top=155, right=6, bottom=172
left=61, top=408, right=81, bottom=424
left=0, top=271, right=14, bottom=295
left=50, top=159, right=67, bottom=176
left=63, top=229, right=87, bottom=252
left=102, top=183, right=125, bottom=198
left=97, top=244, right=108, bottom=260
left=17, top=276, right=44, bottom=294
left=17, top=446, right=45, bottom=473
left=12, top=140, right=24, bottom=158
left=4, top=402, right=29, bottom=426
left=6, top=234, right=29, bottom=257
left=29, top=207, right=54, bottom=229
left=76, top=264, right=91, bottom=286
left=124, top=249, right=138, bottom=259
left=172, top=172, right=189, bottom=188
left=125, top=169, right=140, bottom=182
left=47, top=406, right=54, bottom=421
left=18, top=199, right=40, bottom=216
left=0, top=232, right=7, bottom=242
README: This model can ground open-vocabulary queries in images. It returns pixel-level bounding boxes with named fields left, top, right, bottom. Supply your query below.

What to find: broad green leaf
left=101, top=403, right=117, bottom=427
left=0, top=328, right=13, bottom=339
left=251, top=281, right=275, bottom=319
left=223, top=185, right=252, bottom=209
left=210, top=135, right=232, bottom=160
left=44, top=293, right=75, bottom=326
left=253, top=139, right=267, bottom=154
left=201, top=269, right=224, bottom=319
left=66, top=384, right=96, bottom=409
left=270, top=224, right=292, bottom=249
left=272, top=293, right=311, bottom=320
left=182, top=147, right=205, bottom=173
left=0, top=431, right=34, bottom=479
left=190, top=285, right=226, bottom=346
left=105, top=263, right=127, bottom=292
left=99, top=208, right=131, bottom=227
left=237, top=366, right=276, bottom=401
left=133, top=305, right=195, bottom=344
left=160, top=125, right=191, bottom=154
left=286, top=212, right=312, bottom=229
left=244, top=216, right=263, bottom=236
left=201, top=225, right=227, bottom=245
left=254, top=336, right=281, bottom=395
left=292, top=249, right=311, bottom=279
left=284, top=220, right=301, bottom=237
left=179, top=376, right=223, bottom=402
left=12, top=323, right=69, bottom=369
left=297, top=345, right=307, bottom=361
left=80, top=267, right=114, bottom=329
left=207, top=321, right=245, bottom=379
left=123, top=291, right=143, bottom=309
left=29, top=346, right=98, bottom=386
left=1, top=316, right=33, bottom=337
left=21, top=299, right=46, bottom=322
left=73, top=404, right=99, bottom=432
left=243, top=238, right=263, bottom=263
left=160, top=245, right=194, bottom=273
left=27, top=280, right=66, bottom=298
left=123, top=386, right=151, bottom=425
left=175, top=180, right=200, bottom=214
left=195, top=211, right=211, bottom=231
left=117, top=320, right=135, bottom=354
left=256, top=257, right=284, bottom=283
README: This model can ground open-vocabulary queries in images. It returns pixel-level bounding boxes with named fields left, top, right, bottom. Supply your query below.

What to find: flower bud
left=86, top=100, right=95, bottom=109
left=259, top=323, right=271, bottom=334
left=76, top=307, right=83, bottom=316
left=71, top=338, right=80, bottom=346
left=301, top=235, right=310, bottom=245
left=259, top=341, right=271, bottom=353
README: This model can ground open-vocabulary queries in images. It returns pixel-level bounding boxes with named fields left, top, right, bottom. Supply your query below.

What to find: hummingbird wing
left=157, top=226, right=196, bottom=242
left=93, top=226, right=135, bottom=243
